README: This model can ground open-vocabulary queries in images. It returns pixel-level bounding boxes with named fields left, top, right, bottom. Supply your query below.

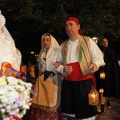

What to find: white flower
left=0, top=76, right=32, bottom=119
left=7, top=76, right=19, bottom=85
left=3, top=117, right=10, bottom=120
left=0, top=76, right=7, bottom=86
left=1, top=108, right=6, bottom=113
left=24, top=82, right=32, bottom=90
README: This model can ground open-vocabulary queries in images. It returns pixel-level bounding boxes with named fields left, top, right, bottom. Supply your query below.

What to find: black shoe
left=107, top=100, right=112, bottom=108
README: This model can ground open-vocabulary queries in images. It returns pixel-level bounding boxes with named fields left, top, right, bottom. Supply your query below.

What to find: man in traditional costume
left=54, top=17, right=105, bottom=120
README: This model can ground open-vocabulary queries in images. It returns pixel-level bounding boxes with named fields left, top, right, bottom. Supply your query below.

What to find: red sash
left=64, top=62, right=96, bottom=88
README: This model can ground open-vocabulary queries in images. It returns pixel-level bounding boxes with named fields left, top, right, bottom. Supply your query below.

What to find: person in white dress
left=0, top=10, right=21, bottom=71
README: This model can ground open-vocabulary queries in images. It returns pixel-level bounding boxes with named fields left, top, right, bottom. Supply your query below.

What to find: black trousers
left=61, top=79, right=97, bottom=119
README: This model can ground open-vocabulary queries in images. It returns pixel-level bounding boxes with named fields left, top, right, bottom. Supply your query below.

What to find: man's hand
left=63, top=65, right=73, bottom=75
left=89, top=63, right=98, bottom=73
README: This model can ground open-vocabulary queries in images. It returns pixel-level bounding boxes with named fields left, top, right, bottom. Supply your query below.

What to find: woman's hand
left=53, top=61, right=61, bottom=68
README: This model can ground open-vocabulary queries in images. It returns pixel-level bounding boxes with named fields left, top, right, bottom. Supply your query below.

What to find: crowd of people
left=0, top=10, right=120, bottom=120
left=20, top=64, right=38, bottom=84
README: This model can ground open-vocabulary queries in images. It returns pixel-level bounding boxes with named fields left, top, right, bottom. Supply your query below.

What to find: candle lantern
left=100, top=71, right=105, bottom=79
left=88, top=85, right=99, bottom=105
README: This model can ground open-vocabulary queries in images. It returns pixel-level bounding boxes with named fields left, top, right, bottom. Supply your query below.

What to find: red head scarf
left=65, top=17, right=82, bottom=35
left=66, top=17, right=80, bottom=25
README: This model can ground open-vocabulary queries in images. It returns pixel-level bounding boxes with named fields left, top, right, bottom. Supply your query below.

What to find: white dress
left=0, top=11, right=21, bottom=71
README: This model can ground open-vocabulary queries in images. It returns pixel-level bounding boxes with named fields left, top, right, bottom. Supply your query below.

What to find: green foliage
left=0, top=0, right=120, bottom=53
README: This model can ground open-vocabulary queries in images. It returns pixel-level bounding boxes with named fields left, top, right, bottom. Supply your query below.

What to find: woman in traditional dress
left=29, top=33, right=62, bottom=120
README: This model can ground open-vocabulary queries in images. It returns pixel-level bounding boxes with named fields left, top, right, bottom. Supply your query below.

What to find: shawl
left=37, top=33, right=59, bottom=73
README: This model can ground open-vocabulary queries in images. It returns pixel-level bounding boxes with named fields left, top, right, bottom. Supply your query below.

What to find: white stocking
left=82, top=116, right=96, bottom=120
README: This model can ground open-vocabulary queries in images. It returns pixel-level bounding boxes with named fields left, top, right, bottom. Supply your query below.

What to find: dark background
left=0, top=0, right=120, bottom=64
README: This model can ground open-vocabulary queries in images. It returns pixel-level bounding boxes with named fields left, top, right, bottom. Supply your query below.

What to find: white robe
left=0, top=12, right=21, bottom=71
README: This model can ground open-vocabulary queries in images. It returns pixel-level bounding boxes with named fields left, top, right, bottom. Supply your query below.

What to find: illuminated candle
left=92, top=93, right=96, bottom=103
left=100, top=71, right=105, bottom=79
left=88, top=85, right=99, bottom=105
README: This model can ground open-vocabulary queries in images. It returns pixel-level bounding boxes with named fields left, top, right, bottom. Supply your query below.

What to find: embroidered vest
left=61, top=35, right=92, bottom=76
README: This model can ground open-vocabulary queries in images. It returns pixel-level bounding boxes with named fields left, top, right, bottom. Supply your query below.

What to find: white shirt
left=56, top=37, right=105, bottom=74
left=67, top=39, right=79, bottom=63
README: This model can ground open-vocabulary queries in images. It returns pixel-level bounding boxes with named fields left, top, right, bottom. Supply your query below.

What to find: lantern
left=88, top=85, right=99, bottom=105
left=100, top=71, right=105, bottom=79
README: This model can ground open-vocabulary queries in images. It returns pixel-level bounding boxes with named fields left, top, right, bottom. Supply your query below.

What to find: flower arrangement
left=0, top=62, right=32, bottom=120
